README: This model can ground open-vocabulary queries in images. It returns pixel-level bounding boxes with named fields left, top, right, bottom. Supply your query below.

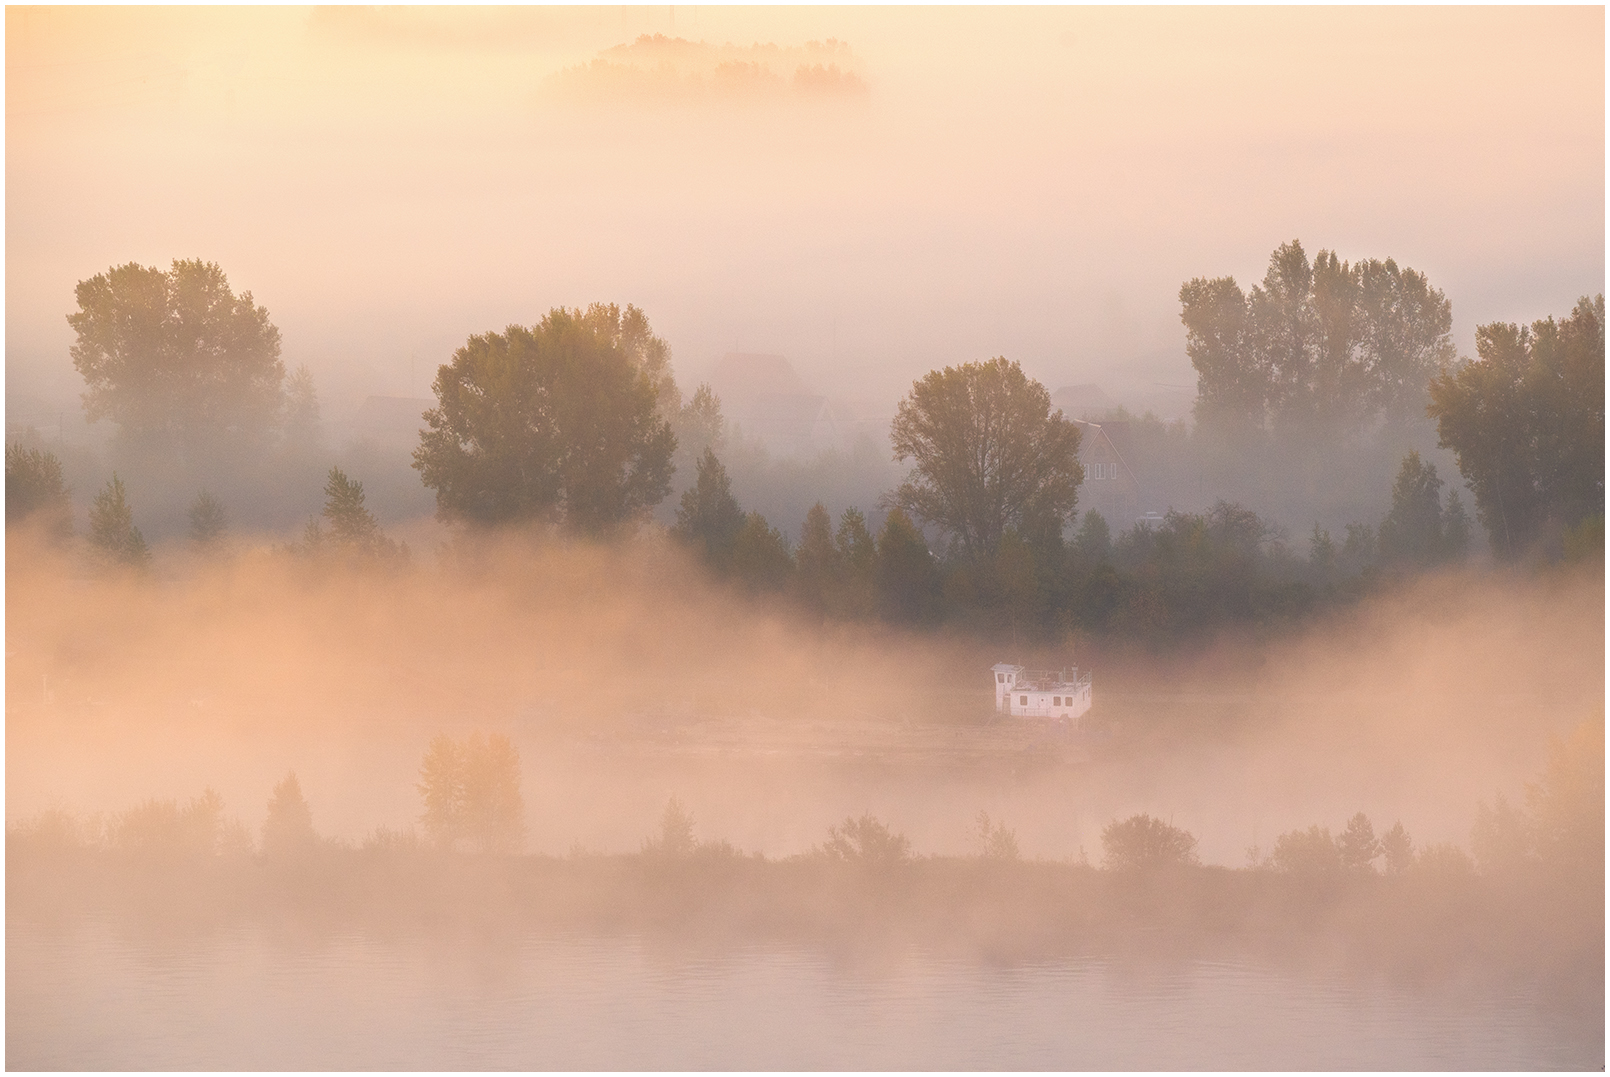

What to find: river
left=9, top=917, right=1600, bottom=1069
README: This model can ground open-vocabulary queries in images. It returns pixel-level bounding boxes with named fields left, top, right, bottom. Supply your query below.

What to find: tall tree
left=68, top=260, right=285, bottom=458
left=833, top=507, right=878, bottom=618
left=576, top=302, right=681, bottom=419
left=888, top=357, right=1083, bottom=561
left=1246, top=239, right=1320, bottom=422
left=1428, top=294, right=1605, bottom=559
left=414, top=308, right=676, bottom=534
left=1356, top=257, right=1457, bottom=423
left=1180, top=275, right=1258, bottom=431
left=1181, top=241, right=1454, bottom=433
left=88, top=474, right=149, bottom=566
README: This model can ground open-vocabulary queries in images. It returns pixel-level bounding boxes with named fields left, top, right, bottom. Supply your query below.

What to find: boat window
left=997, top=673, right=1005, bottom=683
left=1020, top=695, right=1027, bottom=706
left=1053, top=696, right=1061, bottom=706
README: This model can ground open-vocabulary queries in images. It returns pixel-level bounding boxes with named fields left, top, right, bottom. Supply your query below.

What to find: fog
left=6, top=8, right=1603, bottom=1066
left=8, top=530, right=1600, bottom=865
left=7, top=6, right=1604, bottom=424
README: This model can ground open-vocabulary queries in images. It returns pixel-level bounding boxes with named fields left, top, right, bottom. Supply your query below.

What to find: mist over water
left=6, top=6, right=1604, bottom=1069
left=6, top=533, right=1600, bottom=860
left=10, top=924, right=1599, bottom=1069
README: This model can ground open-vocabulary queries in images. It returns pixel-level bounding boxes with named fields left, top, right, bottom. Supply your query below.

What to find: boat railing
left=1015, top=668, right=1092, bottom=691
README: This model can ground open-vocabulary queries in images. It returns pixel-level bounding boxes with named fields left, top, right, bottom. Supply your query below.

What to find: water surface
left=9, top=918, right=1599, bottom=1069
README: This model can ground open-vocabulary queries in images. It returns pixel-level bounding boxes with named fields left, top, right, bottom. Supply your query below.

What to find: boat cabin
left=992, top=662, right=1092, bottom=720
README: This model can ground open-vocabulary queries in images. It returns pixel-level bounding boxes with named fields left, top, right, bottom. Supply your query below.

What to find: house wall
left=1077, top=428, right=1141, bottom=528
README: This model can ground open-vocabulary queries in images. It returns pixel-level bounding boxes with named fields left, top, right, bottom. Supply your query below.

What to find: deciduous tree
left=414, top=307, right=676, bottom=534
left=822, top=814, right=911, bottom=865
left=1181, top=241, right=1454, bottom=433
left=1271, top=824, right=1343, bottom=875
left=418, top=732, right=525, bottom=854
left=68, top=260, right=285, bottom=458
left=1428, top=294, right=1604, bottom=559
left=6, top=444, right=71, bottom=539
left=889, top=357, right=1083, bottom=560
left=1100, top=814, right=1199, bottom=871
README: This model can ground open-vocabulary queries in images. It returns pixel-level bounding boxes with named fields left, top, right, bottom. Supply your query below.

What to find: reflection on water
left=8, top=918, right=1599, bottom=1070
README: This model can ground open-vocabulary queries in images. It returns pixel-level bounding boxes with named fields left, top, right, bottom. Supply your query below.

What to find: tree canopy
left=1101, top=814, right=1199, bottom=871
left=417, top=732, right=525, bottom=854
left=1182, top=240, right=1455, bottom=434
left=1428, top=294, right=1604, bottom=559
left=413, top=307, right=676, bottom=534
left=6, top=444, right=71, bottom=539
left=888, top=357, right=1083, bottom=561
left=68, top=260, right=285, bottom=458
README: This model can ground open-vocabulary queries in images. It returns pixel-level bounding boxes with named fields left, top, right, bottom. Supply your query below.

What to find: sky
left=6, top=6, right=1604, bottom=422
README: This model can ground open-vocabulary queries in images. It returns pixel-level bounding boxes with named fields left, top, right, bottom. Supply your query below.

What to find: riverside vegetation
left=9, top=718, right=1601, bottom=1000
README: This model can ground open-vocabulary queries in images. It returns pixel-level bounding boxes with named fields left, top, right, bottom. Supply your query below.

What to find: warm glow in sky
left=7, top=6, right=1603, bottom=414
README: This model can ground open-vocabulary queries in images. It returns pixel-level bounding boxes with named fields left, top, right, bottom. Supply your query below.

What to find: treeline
left=6, top=447, right=410, bottom=573
left=11, top=252, right=1602, bottom=635
left=662, top=445, right=1481, bottom=641
left=9, top=726, right=1600, bottom=990
left=11, top=718, right=1598, bottom=880
left=0, top=435, right=1495, bottom=647
left=1179, top=242, right=1603, bottom=562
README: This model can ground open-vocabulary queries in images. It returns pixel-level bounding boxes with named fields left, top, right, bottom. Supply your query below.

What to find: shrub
left=111, top=789, right=251, bottom=862
left=976, top=811, right=1020, bottom=860
left=823, top=814, right=911, bottom=865
left=1270, top=824, right=1342, bottom=875
left=1100, top=814, right=1198, bottom=871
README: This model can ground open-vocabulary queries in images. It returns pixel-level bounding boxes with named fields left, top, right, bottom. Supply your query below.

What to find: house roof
left=709, top=352, right=810, bottom=400
left=1072, top=418, right=1141, bottom=487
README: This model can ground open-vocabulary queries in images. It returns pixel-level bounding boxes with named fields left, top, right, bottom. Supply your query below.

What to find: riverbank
left=9, top=842, right=1601, bottom=1007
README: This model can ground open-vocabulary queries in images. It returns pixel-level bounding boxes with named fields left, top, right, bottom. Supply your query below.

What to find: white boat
left=991, top=662, right=1092, bottom=720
